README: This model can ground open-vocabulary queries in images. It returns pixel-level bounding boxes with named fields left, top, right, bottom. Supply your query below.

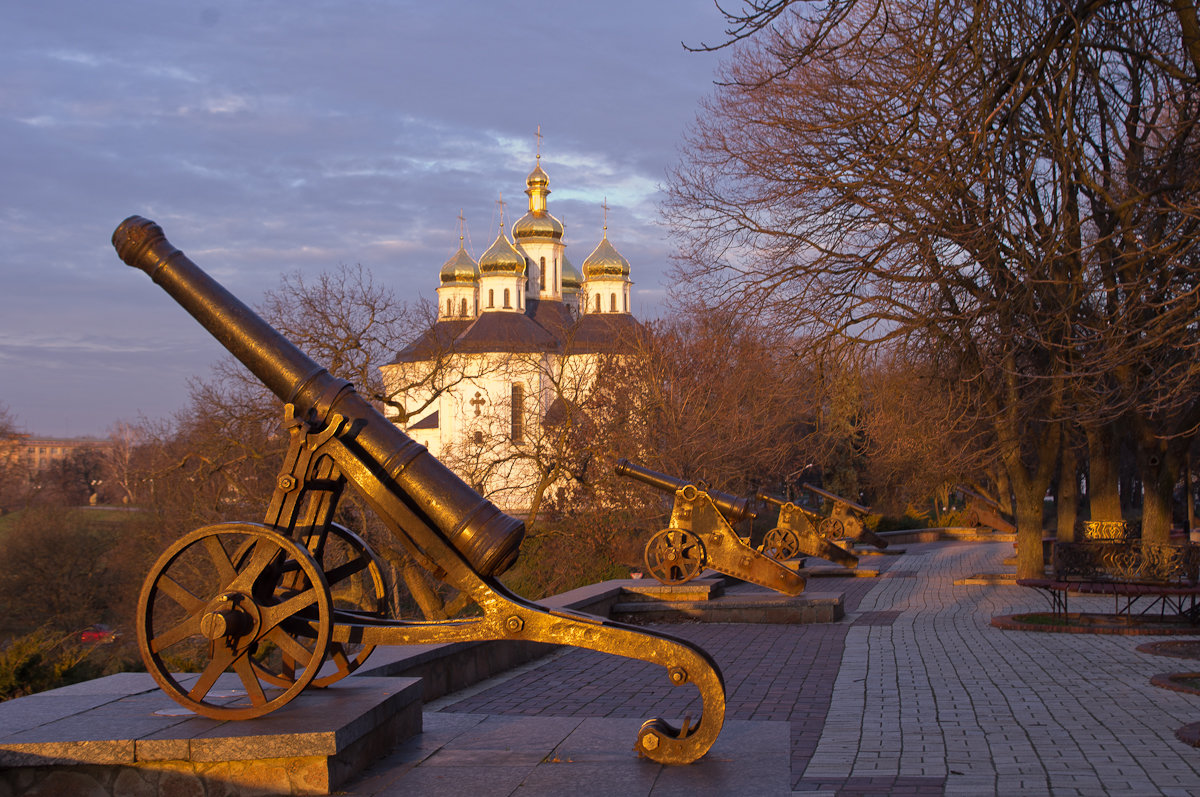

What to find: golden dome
left=439, top=240, right=480, bottom=284
left=526, top=162, right=550, bottom=188
left=561, top=253, right=582, bottom=292
left=513, top=209, right=564, bottom=241
left=479, top=230, right=526, bottom=275
left=513, top=157, right=563, bottom=241
left=582, top=233, right=630, bottom=279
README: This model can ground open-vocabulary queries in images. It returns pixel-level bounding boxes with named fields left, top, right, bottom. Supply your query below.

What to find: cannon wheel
left=760, top=527, right=802, bottom=561
left=819, top=517, right=845, bottom=540
left=248, top=524, right=388, bottom=688
left=136, top=522, right=332, bottom=720
left=644, top=528, right=706, bottom=585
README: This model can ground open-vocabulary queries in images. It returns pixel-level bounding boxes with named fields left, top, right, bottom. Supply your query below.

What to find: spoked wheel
left=136, top=522, right=332, bottom=720
left=760, top=527, right=802, bottom=561
left=249, top=523, right=388, bottom=688
left=644, top=528, right=706, bottom=585
left=819, top=517, right=845, bottom=540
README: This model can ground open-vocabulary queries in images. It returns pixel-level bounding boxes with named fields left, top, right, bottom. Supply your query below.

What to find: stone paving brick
left=344, top=541, right=1200, bottom=794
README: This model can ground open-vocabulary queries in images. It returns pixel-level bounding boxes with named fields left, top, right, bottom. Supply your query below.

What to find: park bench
left=1017, top=522, right=1200, bottom=622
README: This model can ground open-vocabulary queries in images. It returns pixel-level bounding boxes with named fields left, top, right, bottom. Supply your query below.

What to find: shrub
left=0, top=628, right=105, bottom=701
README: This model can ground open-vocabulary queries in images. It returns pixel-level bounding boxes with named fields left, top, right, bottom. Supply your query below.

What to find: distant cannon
left=954, top=484, right=1016, bottom=534
left=756, top=492, right=859, bottom=568
left=615, top=459, right=806, bottom=595
left=800, top=483, right=889, bottom=549
left=113, top=217, right=724, bottom=765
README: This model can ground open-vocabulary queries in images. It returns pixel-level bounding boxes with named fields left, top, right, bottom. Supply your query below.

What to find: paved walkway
left=347, top=541, right=1200, bottom=795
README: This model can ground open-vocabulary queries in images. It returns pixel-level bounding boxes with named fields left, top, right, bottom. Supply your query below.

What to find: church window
left=540, top=257, right=546, bottom=291
left=504, top=288, right=511, bottom=308
left=446, top=299, right=451, bottom=316
left=474, top=431, right=484, bottom=445
left=511, top=383, right=525, bottom=444
left=474, top=296, right=479, bottom=315
left=594, top=294, right=601, bottom=312
left=488, top=289, right=494, bottom=308
left=610, top=293, right=616, bottom=312
left=460, top=297, right=468, bottom=316
left=623, top=292, right=628, bottom=312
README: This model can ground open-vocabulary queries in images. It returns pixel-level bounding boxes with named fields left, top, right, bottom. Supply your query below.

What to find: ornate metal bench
left=1018, top=538, right=1200, bottom=623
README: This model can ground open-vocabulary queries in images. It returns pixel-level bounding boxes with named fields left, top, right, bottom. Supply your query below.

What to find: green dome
left=561, top=253, right=582, bottom=292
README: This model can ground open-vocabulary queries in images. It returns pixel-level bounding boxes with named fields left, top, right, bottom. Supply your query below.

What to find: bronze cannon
left=800, top=482, right=889, bottom=549
left=615, top=459, right=806, bottom=595
left=113, top=217, right=725, bottom=765
left=755, top=492, right=860, bottom=568
left=954, top=484, right=1017, bottom=535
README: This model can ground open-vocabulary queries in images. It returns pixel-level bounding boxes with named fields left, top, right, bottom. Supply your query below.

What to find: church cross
left=535, top=125, right=543, bottom=160
left=470, top=392, right=487, bottom=416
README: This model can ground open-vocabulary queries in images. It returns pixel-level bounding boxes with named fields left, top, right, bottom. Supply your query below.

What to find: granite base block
left=0, top=674, right=421, bottom=796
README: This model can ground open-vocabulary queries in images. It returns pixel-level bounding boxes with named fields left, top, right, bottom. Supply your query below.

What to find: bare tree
left=858, top=350, right=999, bottom=517
left=682, top=1, right=1200, bottom=551
left=0, top=403, right=30, bottom=512
left=666, top=0, right=1200, bottom=574
left=624, top=308, right=812, bottom=496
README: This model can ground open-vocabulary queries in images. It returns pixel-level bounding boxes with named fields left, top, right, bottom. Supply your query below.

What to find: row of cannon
left=111, top=217, right=889, bottom=767
left=614, top=459, right=888, bottom=592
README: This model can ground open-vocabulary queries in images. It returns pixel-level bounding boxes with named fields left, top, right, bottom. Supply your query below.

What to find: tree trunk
left=1085, top=422, right=1122, bottom=521
left=1132, top=432, right=1180, bottom=544
left=1171, top=0, right=1200, bottom=77
left=1140, top=459, right=1177, bottom=544
left=1132, top=420, right=1189, bottom=544
left=1188, top=452, right=1195, bottom=535
left=999, top=425, right=1060, bottom=579
left=1056, top=438, right=1078, bottom=542
left=525, top=464, right=561, bottom=530
left=991, top=467, right=1014, bottom=517
left=379, top=547, right=452, bottom=620
left=1013, top=483, right=1049, bottom=577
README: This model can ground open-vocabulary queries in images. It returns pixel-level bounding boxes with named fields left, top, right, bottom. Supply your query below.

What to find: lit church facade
left=380, top=156, right=642, bottom=514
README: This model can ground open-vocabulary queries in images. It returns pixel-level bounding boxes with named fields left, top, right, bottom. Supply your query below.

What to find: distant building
left=0, top=434, right=112, bottom=473
left=381, top=154, right=643, bottom=513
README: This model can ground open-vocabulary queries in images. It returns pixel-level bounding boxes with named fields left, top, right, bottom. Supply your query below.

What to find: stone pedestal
left=610, top=584, right=844, bottom=624
left=0, top=672, right=421, bottom=796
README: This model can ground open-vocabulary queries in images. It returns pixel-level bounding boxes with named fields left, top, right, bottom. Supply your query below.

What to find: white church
left=380, top=154, right=643, bottom=514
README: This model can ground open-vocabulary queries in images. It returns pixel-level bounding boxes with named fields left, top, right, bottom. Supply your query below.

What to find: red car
left=79, top=625, right=119, bottom=644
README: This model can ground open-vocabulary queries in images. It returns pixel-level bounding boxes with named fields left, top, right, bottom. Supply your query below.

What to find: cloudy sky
left=1, top=1, right=732, bottom=438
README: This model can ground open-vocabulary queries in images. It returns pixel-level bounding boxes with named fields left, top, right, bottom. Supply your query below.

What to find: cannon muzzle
left=113, top=216, right=525, bottom=577
left=756, top=491, right=787, bottom=508
left=615, top=458, right=754, bottom=523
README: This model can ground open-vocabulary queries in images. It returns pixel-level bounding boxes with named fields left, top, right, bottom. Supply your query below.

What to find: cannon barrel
left=113, top=216, right=525, bottom=577
left=756, top=491, right=788, bottom=508
left=800, top=482, right=870, bottom=514
left=615, top=458, right=754, bottom=523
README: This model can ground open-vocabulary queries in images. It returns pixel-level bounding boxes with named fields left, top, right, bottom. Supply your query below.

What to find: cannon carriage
left=615, top=459, right=806, bottom=594
left=755, top=492, right=860, bottom=567
left=114, top=217, right=725, bottom=765
left=953, top=484, right=1017, bottom=534
left=799, top=483, right=889, bottom=550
